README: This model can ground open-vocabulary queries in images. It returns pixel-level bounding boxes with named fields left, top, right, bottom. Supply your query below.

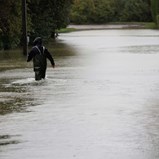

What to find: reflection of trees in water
left=0, top=135, right=20, bottom=146
left=0, top=49, right=24, bottom=60
left=0, top=97, right=33, bottom=115
left=47, top=39, right=77, bottom=57
left=0, top=49, right=27, bottom=71
left=0, top=39, right=77, bottom=70
left=46, top=39, right=79, bottom=67
left=0, top=79, right=36, bottom=115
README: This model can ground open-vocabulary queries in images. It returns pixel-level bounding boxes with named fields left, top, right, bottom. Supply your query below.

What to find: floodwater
left=1, top=29, right=159, bottom=159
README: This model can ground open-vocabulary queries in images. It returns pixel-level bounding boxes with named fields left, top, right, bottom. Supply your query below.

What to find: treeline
left=70, top=0, right=152, bottom=24
left=151, top=0, right=159, bottom=24
left=0, top=0, right=159, bottom=50
left=0, top=0, right=72, bottom=50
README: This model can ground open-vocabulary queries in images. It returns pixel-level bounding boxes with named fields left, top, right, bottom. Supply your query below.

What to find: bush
left=120, top=0, right=152, bottom=22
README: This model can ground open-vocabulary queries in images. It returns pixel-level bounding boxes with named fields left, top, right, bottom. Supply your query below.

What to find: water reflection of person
left=27, top=37, right=55, bottom=81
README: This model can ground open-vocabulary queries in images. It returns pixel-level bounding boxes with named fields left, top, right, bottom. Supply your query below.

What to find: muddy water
left=1, top=29, right=159, bottom=159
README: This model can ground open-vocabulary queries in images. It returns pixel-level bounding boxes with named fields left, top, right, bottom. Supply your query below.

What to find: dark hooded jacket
left=27, top=38, right=55, bottom=71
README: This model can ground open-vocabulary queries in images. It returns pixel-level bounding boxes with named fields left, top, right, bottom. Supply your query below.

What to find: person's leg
left=35, top=71, right=42, bottom=81
left=41, top=69, right=46, bottom=79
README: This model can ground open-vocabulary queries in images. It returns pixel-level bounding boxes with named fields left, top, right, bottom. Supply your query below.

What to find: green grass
left=58, top=22, right=158, bottom=33
left=143, top=22, right=158, bottom=29
left=109, top=22, right=158, bottom=29
left=58, top=28, right=77, bottom=33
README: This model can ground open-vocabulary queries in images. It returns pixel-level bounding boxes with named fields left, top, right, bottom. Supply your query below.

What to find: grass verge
left=58, top=28, right=77, bottom=33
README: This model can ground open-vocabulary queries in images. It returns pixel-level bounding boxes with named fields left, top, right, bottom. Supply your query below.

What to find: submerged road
left=0, top=29, right=159, bottom=159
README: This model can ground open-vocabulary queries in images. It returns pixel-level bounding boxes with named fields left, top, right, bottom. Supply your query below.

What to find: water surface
left=1, top=29, right=159, bottom=159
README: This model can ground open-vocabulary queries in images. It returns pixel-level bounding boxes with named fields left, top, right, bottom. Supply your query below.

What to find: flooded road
left=1, top=29, right=159, bottom=159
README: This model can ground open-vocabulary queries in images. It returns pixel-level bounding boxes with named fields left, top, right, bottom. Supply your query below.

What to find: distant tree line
left=70, top=0, right=152, bottom=24
left=0, top=0, right=159, bottom=50
left=0, top=0, right=72, bottom=50
left=151, top=0, right=159, bottom=24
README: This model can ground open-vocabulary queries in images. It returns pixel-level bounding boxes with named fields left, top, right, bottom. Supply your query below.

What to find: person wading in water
left=27, top=37, right=55, bottom=81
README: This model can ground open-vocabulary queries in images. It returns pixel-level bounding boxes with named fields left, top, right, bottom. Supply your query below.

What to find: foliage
left=70, top=0, right=95, bottom=24
left=0, top=0, right=156, bottom=50
left=120, top=0, right=152, bottom=22
left=92, top=0, right=117, bottom=23
left=28, top=0, right=72, bottom=42
left=70, top=0, right=152, bottom=24
left=0, top=0, right=22, bottom=49
left=0, top=0, right=72, bottom=50
left=151, top=0, right=159, bottom=26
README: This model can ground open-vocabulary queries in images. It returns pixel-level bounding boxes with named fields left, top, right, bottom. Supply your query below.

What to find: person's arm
left=27, top=48, right=35, bottom=62
left=45, top=48, right=55, bottom=68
